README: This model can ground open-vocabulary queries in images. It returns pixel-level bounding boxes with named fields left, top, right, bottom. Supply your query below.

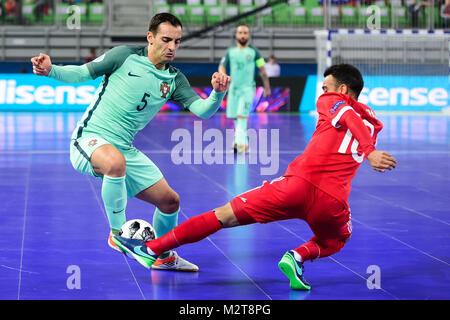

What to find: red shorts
left=230, top=175, right=352, bottom=241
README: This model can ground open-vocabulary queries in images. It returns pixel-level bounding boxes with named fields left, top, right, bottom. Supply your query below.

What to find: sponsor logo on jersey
left=330, top=101, right=345, bottom=114
left=160, top=82, right=170, bottom=99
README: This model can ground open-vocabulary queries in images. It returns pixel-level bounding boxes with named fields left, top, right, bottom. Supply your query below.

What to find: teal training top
left=219, top=45, right=265, bottom=88
left=49, top=45, right=225, bottom=147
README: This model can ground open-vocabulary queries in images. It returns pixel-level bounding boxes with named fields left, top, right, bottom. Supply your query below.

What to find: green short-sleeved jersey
left=220, top=45, right=265, bottom=88
left=72, top=45, right=200, bottom=147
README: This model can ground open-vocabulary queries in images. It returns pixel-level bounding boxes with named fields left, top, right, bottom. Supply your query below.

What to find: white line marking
left=17, top=155, right=31, bottom=300
left=86, top=176, right=146, bottom=300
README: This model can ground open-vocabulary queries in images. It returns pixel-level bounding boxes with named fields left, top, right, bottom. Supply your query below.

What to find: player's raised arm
left=188, top=72, right=230, bottom=119
left=30, top=46, right=131, bottom=84
left=171, top=71, right=230, bottom=119
left=31, top=52, right=93, bottom=83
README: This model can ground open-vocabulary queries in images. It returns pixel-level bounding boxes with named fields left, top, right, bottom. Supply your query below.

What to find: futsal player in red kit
left=113, top=64, right=397, bottom=290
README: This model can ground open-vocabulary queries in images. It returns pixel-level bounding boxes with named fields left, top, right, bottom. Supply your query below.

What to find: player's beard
left=237, top=38, right=249, bottom=46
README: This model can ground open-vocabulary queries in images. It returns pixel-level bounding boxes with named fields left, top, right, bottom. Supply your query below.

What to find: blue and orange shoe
left=278, top=250, right=311, bottom=290
left=112, top=236, right=158, bottom=269
left=113, top=236, right=199, bottom=272
left=108, top=231, right=125, bottom=253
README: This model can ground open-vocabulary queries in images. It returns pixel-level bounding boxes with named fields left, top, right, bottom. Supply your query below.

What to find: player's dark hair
left=324, top=64, right=364, bottom=98
left=149, top=13, right=182, bottom=34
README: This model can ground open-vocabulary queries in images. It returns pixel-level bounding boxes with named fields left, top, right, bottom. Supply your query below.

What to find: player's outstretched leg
left=112, top=209, right=221, bottom=271
left=112, top=236, right=158, bottom=269
left=278, top=250, right=311, bottom=290
left=114, top=234, right=199, bottom=271
left=113, top=204, right=240, bottom=270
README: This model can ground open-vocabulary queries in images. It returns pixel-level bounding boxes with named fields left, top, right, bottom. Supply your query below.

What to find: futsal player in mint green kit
left=31, top=13, right=231, bottom=272
left=219, top=24, right=271, bottom=154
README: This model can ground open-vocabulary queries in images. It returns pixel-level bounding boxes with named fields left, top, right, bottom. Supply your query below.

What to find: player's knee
left=103, top=157, right=126, bottom=177
left=213, top=203, right=239, bottom=228
left=159, top=191, right=180, bottom=214
left=92, top=146, right=126, bottom=177
left=323, top=238, right=348, bottom=256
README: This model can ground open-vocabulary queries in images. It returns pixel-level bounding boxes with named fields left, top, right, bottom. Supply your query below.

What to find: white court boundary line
left=1, top=264, right=38, bottom=274
left=17, top=154, right=31, bottom=300
left=355, top=188, right=450, bottom=228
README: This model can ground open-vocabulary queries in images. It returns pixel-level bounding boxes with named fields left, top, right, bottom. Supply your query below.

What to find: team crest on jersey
left=330, top=101, right=345, bottom=114
left=247, top=55, right=251, bottom=61
left=88, top=139, right=97, bottom=147
left=160, top=82, right=171, bottom=99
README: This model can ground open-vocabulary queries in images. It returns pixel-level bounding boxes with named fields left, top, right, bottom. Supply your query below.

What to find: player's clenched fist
left=211, top=72, right=231, bottom=92
left=30, top=53, right=52, bottom=76
left=367, top=150, right=397, bottom=173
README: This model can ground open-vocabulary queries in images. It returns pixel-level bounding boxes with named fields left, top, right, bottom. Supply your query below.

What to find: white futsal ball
left=119, top=219, right=156, bottom=241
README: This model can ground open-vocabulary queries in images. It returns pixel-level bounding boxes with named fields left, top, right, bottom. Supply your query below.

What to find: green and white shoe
left=278, top=250, right=311, bottom=290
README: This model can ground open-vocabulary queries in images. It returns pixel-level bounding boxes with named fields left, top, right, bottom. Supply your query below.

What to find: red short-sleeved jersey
left=285, top=92, right=383, bottom=208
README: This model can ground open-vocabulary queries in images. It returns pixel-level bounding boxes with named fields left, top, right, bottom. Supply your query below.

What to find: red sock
left=146, top=210, right=222, bottom=256
left=294, top=236, right=347, bottom=262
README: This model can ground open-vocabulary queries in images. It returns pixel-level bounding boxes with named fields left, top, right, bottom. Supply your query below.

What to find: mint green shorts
left=69, top=135, right=163, bottom=198
left=226, top=86, right=255, bottom=118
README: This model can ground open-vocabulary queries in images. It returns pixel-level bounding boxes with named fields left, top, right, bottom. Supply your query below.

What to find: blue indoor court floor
left=0, top=111, right=449, bottom=300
